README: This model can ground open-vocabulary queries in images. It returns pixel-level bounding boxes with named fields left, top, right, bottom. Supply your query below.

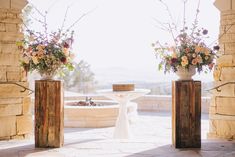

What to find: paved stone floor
left=0, top=111, right=234, bottom=157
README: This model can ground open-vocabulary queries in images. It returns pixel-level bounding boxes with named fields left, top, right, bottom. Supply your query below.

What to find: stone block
left=5, top=23, right=17, bottom=32
left=1, top=43, right=15, bottom=53
left=0, top=10, right=7, bottom=20
left=6, top=65, right=21, bottom=71
left=0, top=53, right=20, bottom=66
left=0, top=82, right=29, bottom=98
left=0, top=103, right=22, bottom=116
left=11, top=134, right=25, bottom=140
left=7, top=70, right=21, bottom=81
left=212, top=81, right=235, bottom=97
left=11, top=0, right=28, bottom=10
left=224, top=42, right=235, bottom=54
left=216, top=54, right=234, bottom=67
left=220, top=25, right=235, bottom=34
left=16, top=115, right=33, bottom=135
left=220, top=67, right=235, bottom=81
left=221, top=14, right=235, bottom=21
left=221, top=10, right=235, bottom=16
left=0, top=116, right=16, bottom=137
left=22, top=97, right=31, bottom=115
left=219, top=34, right=235, bottom=44
left=0, top=66, right=7, bottom=81
left=0, top=98, right=22, bottom=105
left=214, top=0, right=232, bottom=11
left=1, top=17, right=22, bottom=24
left=217, top=43, right=225, bottom=55
left=221, top=19, right=235, bottom=26
left=0, top=23, right=5, bottom=32
left=6, top=12, right=17, bottom=19
left=0, top=0, right=11, bottom=9
left=216, top=119, right=235, bottom=139
left=216, top=97, right=235, bottom=115
left=0, top=32, right=23, bottom=41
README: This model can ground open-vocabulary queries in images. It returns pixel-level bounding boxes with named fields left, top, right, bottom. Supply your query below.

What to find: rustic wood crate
left=172, top=80, right=201, bottom=148
left=35, top=80, right=64, bottom=148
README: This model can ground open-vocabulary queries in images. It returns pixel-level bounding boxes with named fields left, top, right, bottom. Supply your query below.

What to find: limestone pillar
left=208, top=0, right=235, bottom=140
left=0, top=0, right=32, bottom=140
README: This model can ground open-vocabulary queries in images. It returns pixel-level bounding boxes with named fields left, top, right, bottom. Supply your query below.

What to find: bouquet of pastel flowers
left=17, top=29, right=75, bottom=78
left=152, top=0, right=219, bottom=74
left=152, top=28, right=219, bottom=74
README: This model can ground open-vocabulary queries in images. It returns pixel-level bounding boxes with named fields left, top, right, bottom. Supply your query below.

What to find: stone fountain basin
left=64, top=100, right=137, bottom=128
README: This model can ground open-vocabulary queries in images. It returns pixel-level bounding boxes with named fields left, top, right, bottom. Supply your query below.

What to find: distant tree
left=61, top=60, right=97, bottom=93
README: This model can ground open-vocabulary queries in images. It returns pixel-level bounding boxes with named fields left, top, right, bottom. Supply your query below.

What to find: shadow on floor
left=126, top=140, right=235, bottom=157
left=0, top=138, right=102, bottom=157
left=64, top=127, right=94, bottom=133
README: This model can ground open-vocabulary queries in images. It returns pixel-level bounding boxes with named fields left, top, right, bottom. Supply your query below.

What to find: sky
left=28, top=0, right=220, bottom=83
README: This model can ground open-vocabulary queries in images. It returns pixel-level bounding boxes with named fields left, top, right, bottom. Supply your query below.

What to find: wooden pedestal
left=35, top=80, right=64, bottom=148
left=172, top=81, right=201, bottom=148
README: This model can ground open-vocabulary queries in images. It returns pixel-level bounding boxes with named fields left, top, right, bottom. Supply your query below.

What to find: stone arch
left=0, top=0, right=32, bottom=140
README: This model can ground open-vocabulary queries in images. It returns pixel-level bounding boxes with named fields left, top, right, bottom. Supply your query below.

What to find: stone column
left=0, top=0, right=33, bottom=140
left=208, top=0, right=235, bottom=140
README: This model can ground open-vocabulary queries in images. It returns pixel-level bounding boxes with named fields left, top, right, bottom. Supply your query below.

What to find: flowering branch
left=152, top=0, right=219, bottom=74
left=190, top=0, right=200, bottom=37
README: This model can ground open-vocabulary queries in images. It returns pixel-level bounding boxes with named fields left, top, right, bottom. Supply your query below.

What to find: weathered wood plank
left=35, top=80, right=64, bottom=148
left=172, top=80, right=201, bottom=148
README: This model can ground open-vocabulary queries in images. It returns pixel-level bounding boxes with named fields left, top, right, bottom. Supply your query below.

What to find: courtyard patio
left=0, top=111, right=234, bottom=157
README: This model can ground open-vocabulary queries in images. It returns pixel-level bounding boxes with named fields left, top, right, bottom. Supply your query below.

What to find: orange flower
left=32, top=56, right=39, bottom=64
left=181, top=59, right=188, bottom=66
left=181, top=56, right=188, bottom=61
left=192, top=59, right=198, bottom=65
left=172, top=52, right=177, bottom=58
left=195, top=46, right=202, bottom=53
left=63, top=48, right=69, bottom=56
left=204, top=48, right=210, bottom=56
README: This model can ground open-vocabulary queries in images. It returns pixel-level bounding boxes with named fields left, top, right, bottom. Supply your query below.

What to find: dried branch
left=60, top=6, right=70, bottom=33
left=190, top=0, right=200, bottom=36
left=182, top=0, right=187, bottom=31
left=157, top=0, right=178, bottom=32
left=66, top=7, right=97, bottom=31
left=152, top=17, right=171, bottom=31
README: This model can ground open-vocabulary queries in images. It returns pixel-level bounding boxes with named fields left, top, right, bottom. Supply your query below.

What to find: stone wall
left=208, top=0, right=235, bottom=140
left=0, top=0, right=32, bottom=140
left=64, top=94, right=211, bottom=113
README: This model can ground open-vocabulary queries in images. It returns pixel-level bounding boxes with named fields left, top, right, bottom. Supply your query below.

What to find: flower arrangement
left=15, top=4, right=92, bottom=79
left=17, top=30, right=75, bottom=78
left=152, top=0, right=219, bottom=74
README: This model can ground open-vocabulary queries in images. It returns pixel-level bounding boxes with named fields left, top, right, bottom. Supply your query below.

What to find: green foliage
left=60, top=60, right=96, bottom=93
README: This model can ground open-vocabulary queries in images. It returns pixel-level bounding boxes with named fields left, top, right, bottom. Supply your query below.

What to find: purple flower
left=213, top=45, right=220, bottom=51
left=202, top=29, right=208, bottom=35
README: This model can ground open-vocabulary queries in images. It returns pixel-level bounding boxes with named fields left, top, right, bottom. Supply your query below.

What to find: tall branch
left=190, top=0, right=200, bottom=36
left=66, top=7, right=97, bottom=31
left=157, top=0, right=178, bottom=32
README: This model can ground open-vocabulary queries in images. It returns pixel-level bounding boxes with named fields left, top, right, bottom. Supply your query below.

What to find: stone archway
left=208, top=0, right=235, bottom=140
left=0, top=0, right=235, bottom=142
left=0, top=0, right=32, bottom=140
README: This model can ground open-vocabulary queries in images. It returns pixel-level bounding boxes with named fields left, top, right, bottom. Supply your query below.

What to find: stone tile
left=0, top=112, right=234, bottom=157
